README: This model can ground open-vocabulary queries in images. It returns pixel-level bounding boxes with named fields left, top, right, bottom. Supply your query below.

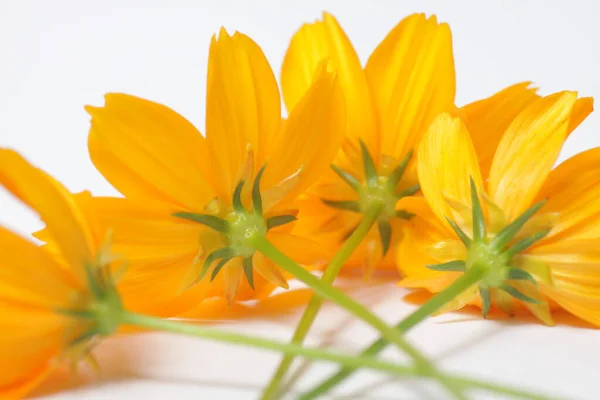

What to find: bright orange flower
left=63, top=29, right=346, bottom=316
left=0, top=150, right=123, bottom=398
left=279, top=12, right=457, bottom=278
left=398, top=90, right=597, bottom=326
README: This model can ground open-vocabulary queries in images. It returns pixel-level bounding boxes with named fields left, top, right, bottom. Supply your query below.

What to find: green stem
left=120, top=311, right=561, bottom=400
left=260, top=204, right=383, bottom=400
left=251, top=235, right=467, bottom=400
left=301, top=265, right=486, bottom=399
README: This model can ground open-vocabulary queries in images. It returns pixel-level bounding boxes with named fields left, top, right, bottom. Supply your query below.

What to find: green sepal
left=387, top=150, right=412, bottom=190
left=377, top=219, right=392, bottom=256
left=479, top=286, right=491, bottom=317
left=173, top=212, right=229, bottom=233
left=396, top=184, right=420, bottom=199
left=70, top=329, right=99, bottom=348
left=470, top=178, right=486, bottom=242
left=359, top=139, right=378, bottom=185
left=83, top=262, right=103, bottom=299
left=210, top=257, right=231, bottom=282
left=490, top=199, right=547, bottom=250
left=426, top=260, right=466, bottom=272
left=499, top=284, right=541, bottom=304
left=322, top=199, right=361, bottom=213
left=201, top=247, right=236, bottom=281
left=396, top=210, right=415, bottom=220
left=266, top=215, right=297, bottom=230
left=446, top=217, right=471, bottom=247
left=232, top=180, right=246, bottom=213
left=507, top=268, right=537, bottom=285
left=252, top=164, right=267, bottom=215
left=243, top=256, right=255, bottom=289
left=504, top=229, right=551, bottom=259
left=55, top=308, right=96, bottom=320
left=331, top=164, right=361, bottom=192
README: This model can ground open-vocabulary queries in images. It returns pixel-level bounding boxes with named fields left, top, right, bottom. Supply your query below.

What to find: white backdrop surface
left=0, top=1, right=599, bottom=399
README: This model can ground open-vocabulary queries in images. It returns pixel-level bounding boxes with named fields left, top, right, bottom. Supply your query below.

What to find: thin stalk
left=120, top=311, right=561, bottom=400
left=260, top=204, right=383, bottom=400
left=252, top=235, right=467, bottom=400
left=301, top=266, right=486, bottom=399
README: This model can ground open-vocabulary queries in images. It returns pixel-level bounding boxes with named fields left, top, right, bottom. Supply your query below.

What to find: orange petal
left=281, top=12, right=379, bottom=159
left=462, top=82, right=540, bottom=177
left=365, top=13, right=455, bottom=161
left=206, top=29, right=281, bottom=198
left=417, top=112, right=484, bottom=233
left=0, top=150, right=94, bottom=276
left=177, top=289, right=313, bottom=320
left=487, top=91, right=577, bottom=221
left=0, top=304, right=67, bottom=398
left=253, top=251, right=289, bottom=289
left=263, top=60, right=346, bottom=212
left=87, top=93, right=215, bottom=211
left=535, top=147, right=600, bottom=241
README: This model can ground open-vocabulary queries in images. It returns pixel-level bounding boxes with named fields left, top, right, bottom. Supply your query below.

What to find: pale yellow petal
left=223, top=257, right=243, bottom=305
left=417, top=113, right=484, bottom=232
left=488, top=91, right=577, bottom=221
left=87, top=93, right=215, bottom=210
left=462, top=82, right=540, bottom=177
left=281, top=12, right=378, bottom=159
left=206, top=29, right=281, bottom=198
left=365, top=13, right=455, bottom=161
left=253, top=251, right=289, bottom=289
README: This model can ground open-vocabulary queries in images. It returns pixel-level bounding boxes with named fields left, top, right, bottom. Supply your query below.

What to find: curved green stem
left=301, top=265, right=486, bottom=399
left=260, top=204, right=383, bottom=400
left=120, top=311, right=561, bottom=400
left=251, top=235, right=466, bottom=400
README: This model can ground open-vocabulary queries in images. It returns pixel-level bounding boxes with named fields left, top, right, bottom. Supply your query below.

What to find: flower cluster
left=0, top=11, right=596, bottom=400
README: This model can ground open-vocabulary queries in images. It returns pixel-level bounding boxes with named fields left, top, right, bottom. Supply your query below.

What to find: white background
left=1, top=1, right=599, bottom=399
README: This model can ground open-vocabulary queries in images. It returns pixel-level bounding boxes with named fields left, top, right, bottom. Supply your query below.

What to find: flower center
left=321, top=141, right=419, bottom=255
left=173, top=164, right=296, bottom=290
left=428, top=179, right=553, bottom=316
left=226, top=211, right=267, bottom=257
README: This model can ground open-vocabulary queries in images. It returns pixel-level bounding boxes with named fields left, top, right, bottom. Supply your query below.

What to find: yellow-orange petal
left=87, top=93, right=215, bottom=211
left=365, top=13, right=455, bottom=161
left=206, top=29, right=281, bottom=199
left=281, top=12, right=379, bottom=159
left=535, top=147, right=600, bottom=241
left=253, top=251, right=289, bottom=289
left=0, top=150, right=94, bottom=276
left=265, top=231, right=331, bottom=267
left=417, top=113, right=484, bottom=232
left=462, top=82, right=540, bottom=177
left=487, top=91, right=577, bottom=221
left=0, top=226, right=76, bottom=308
left=263, top=60, right=346, bottom=212
left=567, top=97, right=594, bottom=137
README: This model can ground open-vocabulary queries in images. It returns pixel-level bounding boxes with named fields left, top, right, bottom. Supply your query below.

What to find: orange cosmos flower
left=0, top=150, right=123, bottom=398
left=279, top=12, right=456, bottom=278
left=398, top=90, right=598, bottom=326
left=67, top=29, right=346, bottom=316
